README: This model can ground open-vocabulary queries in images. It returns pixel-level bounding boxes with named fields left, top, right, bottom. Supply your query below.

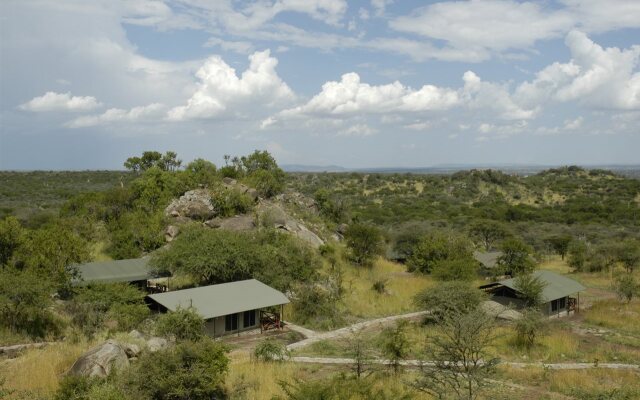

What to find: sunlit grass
left=0, top=340, right=95, bottom=396
left=584, top=298, right=640, bottom=336
left=339, top=258, right=434, bottom=320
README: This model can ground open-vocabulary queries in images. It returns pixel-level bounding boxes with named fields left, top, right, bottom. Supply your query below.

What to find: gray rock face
left=122, top=343, right=141, bottom=358
left=165, top=189, right=215, bottom=220
left=258, top=203, right=324, bottom=248
left=68, top=340, right=129, bottom=378
left=217, top=215, right=255, bottom=231
left=165, top=225, right=179, bottom=242
left=128, top=330, right=145, bottom=340
left=146, top=337, right=168, bottom=352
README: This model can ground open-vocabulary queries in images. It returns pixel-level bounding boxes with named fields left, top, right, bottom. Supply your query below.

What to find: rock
left=68, top=340, right=129, bottom=378
left=165, top=189, right=216, bottom=220
left=122, top=343, right=141, bottom=358
left=146, top=337, right=168, bottom=353
left=0, top=342, right=49, bottom=358
left=204, top=218, right=223, bottom=228
left=165, top=225, right=179, bottom=242
left=129, top=330, right=145, bottom=340
left=336, top=224, right=349, bottom=235
left=218, top=215, right=255, bottom=231
left=222, top=177, right=237, bottom=185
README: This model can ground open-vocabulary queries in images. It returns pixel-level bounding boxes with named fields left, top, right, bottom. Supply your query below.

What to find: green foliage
left=68, top=283, right=149, bottom=335
left=615, top=274, right=639, bottom=303
left=407, top=231, right=473, bottom=274
left=155, top=307, right=205, bottom=342
left=514, top=308, right=547, bottom=348
left=380, top=321, right=410, bottom=373
left=210, top=188, right=254, bottom=217
left=513, top=273, right=547, bottom=307
left=431, top=258, right=477, bottom=281
left=290, top=281, right=343, bottom=329
left=567, top=240, right=588, bottom=272
left=184, top=158, right=218, bottom=187
left=106, top=210, right=165, bottom=259
left=246, top=169, right=285, bottom=198
left=468, top=219, right=508, bottom=251
left=0, top=216, right=24, bottom=266
left=13, top=222, right=90, bottom=296
left=151, top=227, right=320, bottom=292
left=497, top=238, right=535, bottom=276
left=414, top=282, right=486, bottom=322
left=124, top=151, right=182, bottom=173
left=372, top=279, right=387, bottom=294
left=0, top=268, right=61, bottom=339
left=314, top=189, right=348, bottom=223
left=344, top=223, right=384, bottom=267
left=253, top=338, right=289, bottom=362
left=617, top=240, right=640, bottom=273
left=126, top=339, right=229, bottom=400
left=545, top=234, right=572, bottom=260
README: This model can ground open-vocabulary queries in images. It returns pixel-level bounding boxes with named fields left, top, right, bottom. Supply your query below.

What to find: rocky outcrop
left=146, top=337, right=168, bottom=353
left=275, top=191, right=319, bottom=213
left=165, top=189, right=215, bottom=220
left=165, top=225, right=179, bottom=242
left=68, top=340, right=130, bottom=378
left=257, top=202, right=324, bottom=248
left=0, top=342, right=49, bottom=358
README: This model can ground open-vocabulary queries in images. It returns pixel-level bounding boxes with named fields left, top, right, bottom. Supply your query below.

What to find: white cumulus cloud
left=167, top=50, right=294, bottom=121
left=20, top=91, right=101, bottom=112
left=66, top=103, right=165, bottom=128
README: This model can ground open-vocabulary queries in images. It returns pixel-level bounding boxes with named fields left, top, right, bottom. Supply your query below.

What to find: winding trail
left=284, top=310, right=429, bottom=351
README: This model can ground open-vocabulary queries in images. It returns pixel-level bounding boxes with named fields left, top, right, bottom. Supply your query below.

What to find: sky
left=1, top=0, right=639, bottom=170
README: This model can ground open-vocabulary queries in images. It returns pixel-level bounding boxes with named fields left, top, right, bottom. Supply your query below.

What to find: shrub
left=431, top=258, right=477, bottom=281
left=407, top=231, right=473, bottom=274
left=127, top=339, right=229, bottom=400
left=513, top=273, right=547, bottom=307
left=414, top=282, right=486, bottom=322
left=253, top=338, right=289, bottom=362
left=290, top=282, right=342, bottom=329
left=514, top=308, right=547, bottom=348
left=615, top=274, right=638, bottom=303
left=497, top=238, right=535, bottom=276
left=372, top=279, right=387, bottom=294
left=155, top=307, right=205, bottom=341
left=210, top=188, right=254, bottom=217
left=344, top=223, right=384, bottom=267
left=380, top=321, right=410, bottom=373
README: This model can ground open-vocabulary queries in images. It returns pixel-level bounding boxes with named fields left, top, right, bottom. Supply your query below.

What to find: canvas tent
left=74, top=258, right=154, bottom=286
left=479, top=270, right=586, bottom=317
left=473, top=251, right=502, bottom=269
left=146, top=279, right=289, bottom=337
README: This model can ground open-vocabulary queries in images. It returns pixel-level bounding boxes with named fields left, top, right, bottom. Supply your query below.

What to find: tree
left=185, top=158, right=217, bottom=187
left=0, top=268, right=60, bottom=338
left=567, top=240, right=588, bottom=272
left=160, top=151, right=182, bottom=172
left=545, top=235, right=572, bottom=260
left=415, top=309, right=499, bottom=400
left=0, top=216, right=24, bottom=267
left=347, top=328, right=373, bottom=379
left=497, top=238, right=535, bottom=276
left=314, top=189, right=348, bottom=223
left=615, top=274, right=638, bottom=303
left=155, top=307, right=205, bottom=342
left=514, top=308, right=546, bottom=348
left=254, top=338, right=289, bottom=362
left=468, top=219, right=507, bottom=251
left=344, top=223, right=384, bottom=267
left=617, top=240, right=640, bottom=273
left=407, top=231, right=473, bottom=274
left=380, top=320, right=410, bottom=374
left=513, top=273, right=547, bottom=307
left=414, top=282, right=486, bottom=322
left=128, top=339, right=229, bottom=400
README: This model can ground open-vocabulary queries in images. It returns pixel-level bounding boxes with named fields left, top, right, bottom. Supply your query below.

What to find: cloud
left=515, top=31, right=640, bottom=110
left=19, top=91, right=101, bottom=112
left=462, top=71, right=537, bottom=120
left=167, top=50, right=294, bottom=121
left=564, top=116, right=583, bottom=130
left=278, top=72, right=459, bottom=118
left=338, top=123, right=376, bottom=136
left=66, top=103, right=165, bottom=128
left=204, top=38, right=254, bottom=54
left=371, top=0, right=394, bottom=17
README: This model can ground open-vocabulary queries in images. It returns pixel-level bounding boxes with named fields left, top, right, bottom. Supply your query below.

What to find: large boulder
left=165, top=225, right=179, bottom=242
left=257, top=203, right=324, bottom=248
left=218, top=215, right=255, bottom=231
left=68, top=340, right=129, bottom=378
left=165, top=189, right=216, bottom=220
left=146, top=337, right=168, bottom=353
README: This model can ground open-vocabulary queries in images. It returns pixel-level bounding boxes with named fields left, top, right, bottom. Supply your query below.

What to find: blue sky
left=1, top=0, right=639, bottom=169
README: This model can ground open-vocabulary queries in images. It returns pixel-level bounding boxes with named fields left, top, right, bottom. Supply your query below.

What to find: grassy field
left=338, top=258, right=434, bottom=320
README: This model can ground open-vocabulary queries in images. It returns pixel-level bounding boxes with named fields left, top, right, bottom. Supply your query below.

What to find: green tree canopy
left=407, top=231, right=473, bottom=274
left=344, top=223, right=384, bottom=267
left=497, top=238, right=535, bottom=276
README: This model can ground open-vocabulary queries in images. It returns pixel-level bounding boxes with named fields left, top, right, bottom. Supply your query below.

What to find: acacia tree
left=514, top=308, right=547, bottom=348
left=407, top=231, right=473, bottom=274
left=567, top=240, right=588, bottom=272
left=416, top=309, right=499, bottom=400
left=0, top=216, right=24, bottom=267
left=380, top=320, right=410, bottom=374
left=344, top=223, right=384, bottom=267
left=497, top=238, right=535, bottom=276
left=545, top=235, right=572, bottom=260
left=617, top=240, right=640, bottom=273
left=468, top=219, right=507, bottom=251
left=616, top=274, right=639, bottom=303
left=513, top=273, right=546, bottom=307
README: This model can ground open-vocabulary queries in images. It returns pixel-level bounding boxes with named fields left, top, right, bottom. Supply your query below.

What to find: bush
left=514, top=308, right=546, bottom=348
left=155, top=307, right=205, bottom=341
left=372, top=279, right=387, bottom=294
left=414, top=282, right=486, bottom=322
left=431, top=258, right=477, bottom=281
left=290, top=282, right=342, bottom=329
left=253, top=338, right=289, bottom=362
left=210, top=188, right=254, bottom=217
left=127, top=339, right=229, bottom=400
left=513, top=273, right=547, bottom=307
left=344, top=223, right=384, bottom=267
left=407, top=231, right=473, bottom=274
left=615, top=274, right=638, bottom=303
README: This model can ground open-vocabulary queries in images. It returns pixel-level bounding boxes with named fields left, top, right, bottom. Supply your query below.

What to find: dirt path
left=288, top=356, right=640, bottom=370
left=284, top=311, right=428, bottom=351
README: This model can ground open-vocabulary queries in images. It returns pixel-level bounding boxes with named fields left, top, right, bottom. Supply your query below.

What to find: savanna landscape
left=1, top=150, right=639, bottom=400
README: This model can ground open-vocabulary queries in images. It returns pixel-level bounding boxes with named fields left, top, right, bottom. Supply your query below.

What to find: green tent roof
left=75, top=258, right=153, bottom=284
left=147, top=279, right=290, bottom=320
left=494, top=270, right=586, bottom=303
left=473, top=251, right=502, bottom=269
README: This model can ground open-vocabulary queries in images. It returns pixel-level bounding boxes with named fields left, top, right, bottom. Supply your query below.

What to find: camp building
left=74, top=258, right=156, bottom=287
left=146, top=279, right=289, bottom=337
left=479, top=270, right=586, bottom=317
left=473, top=250, right=502, bottom=270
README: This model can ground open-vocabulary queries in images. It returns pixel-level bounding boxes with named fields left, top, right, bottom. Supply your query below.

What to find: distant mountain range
left=282, top=164, right=640, bottom=176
